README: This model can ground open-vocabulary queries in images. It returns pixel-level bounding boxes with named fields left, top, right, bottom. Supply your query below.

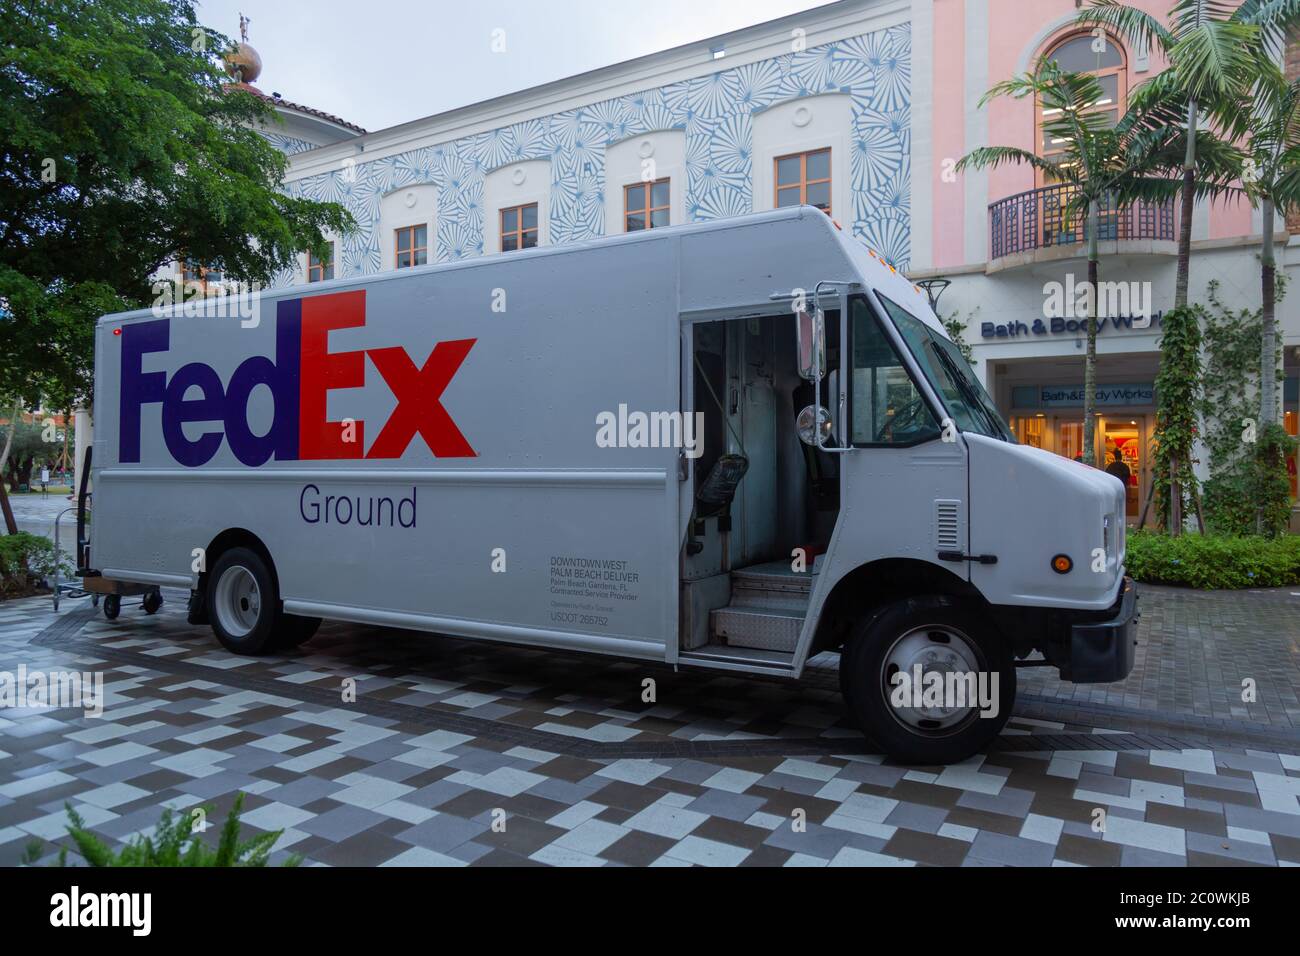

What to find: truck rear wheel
left=207, top=547, right=280, bottom=655
left=840, top=596, right=1014, bottom=765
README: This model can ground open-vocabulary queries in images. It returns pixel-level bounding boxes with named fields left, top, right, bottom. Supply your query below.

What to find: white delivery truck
left=81, top=206, right=1136, bottom=763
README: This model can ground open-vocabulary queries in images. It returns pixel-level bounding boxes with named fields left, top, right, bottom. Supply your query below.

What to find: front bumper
left=1065, top=577, right=1138, bottom=683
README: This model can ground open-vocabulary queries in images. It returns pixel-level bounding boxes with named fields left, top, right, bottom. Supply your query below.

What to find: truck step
left=678, top=644, right=797, bottom=675
left=727, top=563, right=814, bottom=613
left=710, top=605, right=804, bottom=652
left=729, top=562, right=814, bottom=594
left=726, top=583, right=810, bottom=612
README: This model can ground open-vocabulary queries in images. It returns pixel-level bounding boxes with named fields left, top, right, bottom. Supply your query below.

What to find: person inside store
left=1105, top=448, right=1131, bottom=486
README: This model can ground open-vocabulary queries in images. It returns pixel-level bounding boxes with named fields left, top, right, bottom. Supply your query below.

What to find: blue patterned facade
left=277, top=24, right=910, bottom=286
left=261, top=130, right=320, bottom=156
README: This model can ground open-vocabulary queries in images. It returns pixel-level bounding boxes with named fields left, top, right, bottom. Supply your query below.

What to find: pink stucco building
left=908, top=0, right=1297, bottom=520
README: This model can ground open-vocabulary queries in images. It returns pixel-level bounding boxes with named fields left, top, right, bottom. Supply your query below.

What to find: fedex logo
left=119, top=290, right=476, bottom=467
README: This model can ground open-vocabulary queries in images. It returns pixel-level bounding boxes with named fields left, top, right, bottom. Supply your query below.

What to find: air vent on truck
left=934, top=499, right=961, bottom=552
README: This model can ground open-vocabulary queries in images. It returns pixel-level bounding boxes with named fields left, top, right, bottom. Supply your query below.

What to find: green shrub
left=0, top=531, right=70, bottom=597
left=1126, top=530, right=1300, bottom=589
left=23, top=792, right=299, bottom=867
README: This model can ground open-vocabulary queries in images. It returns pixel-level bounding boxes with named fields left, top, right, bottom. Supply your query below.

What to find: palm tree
left=957, top=58, right=1222, bottom=465
left=1241, top=64, right=1300, bottom=430
left=1076, top=1, right=1263, bottom=310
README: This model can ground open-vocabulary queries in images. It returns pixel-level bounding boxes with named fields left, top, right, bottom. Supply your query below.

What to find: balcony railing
left=988, top=183, right=1176, bottom=261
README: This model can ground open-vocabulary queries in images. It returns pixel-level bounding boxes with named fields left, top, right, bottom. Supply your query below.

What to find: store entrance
left=1012, top=415, right=1087, bottom=461
left=1010, top=412, right=1148, bottom=522
left=1099, top=417, right=1142, bottom=519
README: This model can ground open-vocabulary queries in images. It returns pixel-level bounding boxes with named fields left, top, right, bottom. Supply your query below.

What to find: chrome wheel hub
left=881, top=625, right=985, bottom=733
left=214, top=565, right=261, bottom=638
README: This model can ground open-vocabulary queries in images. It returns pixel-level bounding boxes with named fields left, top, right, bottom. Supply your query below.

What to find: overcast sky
left=195, top=0, right=832, bottom=132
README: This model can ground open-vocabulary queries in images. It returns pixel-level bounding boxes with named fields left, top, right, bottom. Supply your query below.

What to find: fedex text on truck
left=117, top=290, right=477, bottom=467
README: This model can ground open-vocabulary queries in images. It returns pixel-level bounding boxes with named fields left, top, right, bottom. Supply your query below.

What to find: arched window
left=1036, top=32, right=1126, bottom=181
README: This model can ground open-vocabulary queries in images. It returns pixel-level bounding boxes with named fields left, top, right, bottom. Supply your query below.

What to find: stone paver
left=1, top=587, right=1299, bottom=867
left=1018, top=585, right=1300, bottom=730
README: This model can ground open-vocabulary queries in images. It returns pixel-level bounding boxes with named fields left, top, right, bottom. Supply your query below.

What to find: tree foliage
left=957, top=57, right=1232, bottom=215
left=2, top=420, right=58, bottom=489
left=940, top=307, right=978, bottom=365
left=0, top=0, right=353, bottom=406
left=957, top=55, right=1235, bottom=465
left=1076, top=0, right=1300, bottom=311
left=1234, top=61, right=1300, bottom=430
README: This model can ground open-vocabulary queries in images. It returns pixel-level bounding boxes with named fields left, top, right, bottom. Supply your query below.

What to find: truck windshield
left=875, top=293, right=1013, bottom=442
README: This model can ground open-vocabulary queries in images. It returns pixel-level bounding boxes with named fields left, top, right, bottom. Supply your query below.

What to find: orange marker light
left=1051, top=554, right=1073, bottom=574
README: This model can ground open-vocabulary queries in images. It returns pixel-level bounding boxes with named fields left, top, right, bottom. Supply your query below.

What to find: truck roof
left=102, top=206, right=945, bottom=335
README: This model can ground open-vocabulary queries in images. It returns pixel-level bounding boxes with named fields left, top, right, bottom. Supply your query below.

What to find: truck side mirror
left=795, top=306, right=825, bottom=382
left=796, top=404, right=833, bottom=447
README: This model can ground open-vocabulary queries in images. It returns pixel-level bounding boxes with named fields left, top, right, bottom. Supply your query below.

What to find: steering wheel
left=874, top=395, right=930, bottom=443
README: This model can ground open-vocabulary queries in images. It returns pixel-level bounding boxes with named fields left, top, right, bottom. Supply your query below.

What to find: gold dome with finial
left=223, top=14, right=262, bottom=84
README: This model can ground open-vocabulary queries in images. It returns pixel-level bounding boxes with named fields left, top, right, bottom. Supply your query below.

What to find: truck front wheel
left=840, top=597, right=1014, bottom=765
left=207, top=547, right=280, bottom=655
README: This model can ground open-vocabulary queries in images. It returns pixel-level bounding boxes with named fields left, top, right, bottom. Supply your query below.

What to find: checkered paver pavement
left=2, top=587, right=1299, bottom=867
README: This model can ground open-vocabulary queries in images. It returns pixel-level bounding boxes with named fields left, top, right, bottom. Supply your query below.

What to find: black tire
left=103, top=594, right=120, bottom=620
left=206, top=547, right=280, bottom=655
left=840, top=596, right=1014, bottom=765
left=275, top=614, right=321, bottom=649
left=838, top=602, right=892, bottom=710
left=142, top=589, right=163, bottom=615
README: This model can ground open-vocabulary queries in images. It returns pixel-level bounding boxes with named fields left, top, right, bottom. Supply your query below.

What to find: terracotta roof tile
left=225, top=82, right=366, bottom=136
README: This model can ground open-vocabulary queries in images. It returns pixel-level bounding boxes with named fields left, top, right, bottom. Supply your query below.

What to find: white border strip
left=95, top=468, right=669, bottom=488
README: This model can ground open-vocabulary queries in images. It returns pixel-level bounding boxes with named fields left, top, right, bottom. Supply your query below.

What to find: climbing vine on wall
left=1152, top=305, right=1202, bottom=532
left=1201, top=281, right=1265, bottom=474
left=1199, top=280, right=1296, bottom=536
